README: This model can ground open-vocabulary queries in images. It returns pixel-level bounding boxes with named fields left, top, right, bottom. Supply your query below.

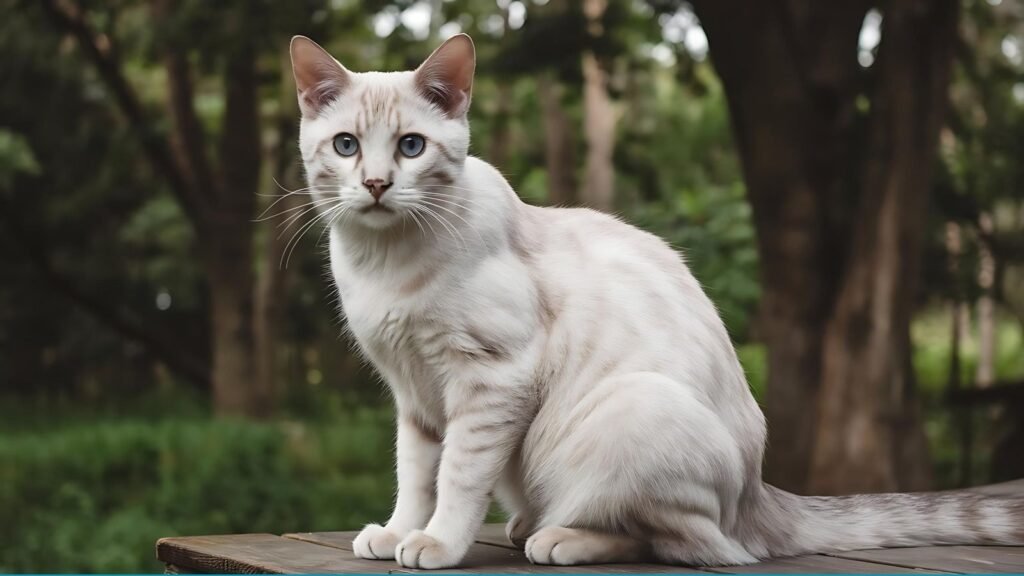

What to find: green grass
left=0, top=406, right=396, bottom=573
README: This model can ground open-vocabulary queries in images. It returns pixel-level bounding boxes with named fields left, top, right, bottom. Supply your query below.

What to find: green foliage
left=0, top=407, right=395, bottom=573
left=0, top=128, right=39, bottom=185
left=620, top=70, right=759, bottom=337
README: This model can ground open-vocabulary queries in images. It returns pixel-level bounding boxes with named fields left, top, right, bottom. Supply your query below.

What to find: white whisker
left=276, top=198, right=344, bottom=235
left=255, top=195, right=340, bottom=223
left=280, top=200, right=349, bottom=269
left=417, top=198, right=484, bottom=246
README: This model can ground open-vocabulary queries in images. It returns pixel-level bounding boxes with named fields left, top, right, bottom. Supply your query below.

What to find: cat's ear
left=415, top=34, right=476, bottom=118
left=290, top=36, right=351, bottom=117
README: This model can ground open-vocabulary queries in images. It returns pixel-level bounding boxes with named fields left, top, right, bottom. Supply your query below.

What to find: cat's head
left=289, top=34, right=475, bottom=232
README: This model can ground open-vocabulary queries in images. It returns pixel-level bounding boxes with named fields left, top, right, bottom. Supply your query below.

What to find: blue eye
left=333, top=133, right=359, bottom=157
left=398, top=134, right=426, bottom=158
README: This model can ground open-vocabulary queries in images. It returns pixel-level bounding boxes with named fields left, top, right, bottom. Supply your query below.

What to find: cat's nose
left=363, top=178, right=392, bottom=201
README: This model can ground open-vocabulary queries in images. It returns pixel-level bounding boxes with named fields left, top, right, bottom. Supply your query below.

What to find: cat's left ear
left=290, top=36, right=351, bottom=117
left=415, top=34, right=476, bottom=118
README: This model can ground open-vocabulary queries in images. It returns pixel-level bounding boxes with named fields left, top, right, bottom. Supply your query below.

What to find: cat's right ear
left=290, top=36, right=350, bottom=117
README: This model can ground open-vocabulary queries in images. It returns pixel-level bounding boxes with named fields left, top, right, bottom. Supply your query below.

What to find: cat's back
left=516, top=202, right=741, bottom=395
left=517, top=203, right=699, bottom=296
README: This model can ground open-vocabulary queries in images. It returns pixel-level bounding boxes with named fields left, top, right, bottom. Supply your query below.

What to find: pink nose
left=363, top=178, right=392, bottom=200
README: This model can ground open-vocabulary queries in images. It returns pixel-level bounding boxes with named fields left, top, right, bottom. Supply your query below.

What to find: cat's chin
left=346, top=204, right=404, bottom=231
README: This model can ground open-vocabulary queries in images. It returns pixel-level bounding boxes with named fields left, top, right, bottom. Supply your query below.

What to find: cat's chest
left=341, top=282, right=450, bottom=366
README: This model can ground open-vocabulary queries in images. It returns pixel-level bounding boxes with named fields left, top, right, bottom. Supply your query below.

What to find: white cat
left=289, top=33, right=1024, bottom=569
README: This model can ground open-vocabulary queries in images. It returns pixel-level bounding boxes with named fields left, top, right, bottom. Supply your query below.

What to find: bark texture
left=693, top=0, right=958, bottom=493
left=537, top=75, right=578, bottom=206
left=579, top=0, right=616, bottom=211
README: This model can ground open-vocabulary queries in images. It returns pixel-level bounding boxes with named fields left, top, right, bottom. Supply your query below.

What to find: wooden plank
left=285, top=530, right=705, bottom=574
left=156, top=533, right=390, bottom=574
left=475, top=523, right=517, bottom=549
left=705, top=554, right=948, bottom=574
left=833, top=546, right=1024, bottom=574
left=285, top=524, right=514, bottom=551
left=284, top=530, right=360, bottom=551
left=967, top=478, right=1024, bottom=497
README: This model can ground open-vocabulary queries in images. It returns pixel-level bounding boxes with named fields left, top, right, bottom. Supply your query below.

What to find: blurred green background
left=2, top=0, right=1023, bottom=572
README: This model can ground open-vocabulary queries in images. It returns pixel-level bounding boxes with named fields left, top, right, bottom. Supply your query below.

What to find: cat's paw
left=395, top=529, right=461, bottom=569
left=352, top=523, right=402, bottom=560
left=525, top=526, right=589, bottom=566
left=505, top=513, right=533, bottom=549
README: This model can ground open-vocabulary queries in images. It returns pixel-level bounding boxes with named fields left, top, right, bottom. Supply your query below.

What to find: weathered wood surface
left=157, top=479, right=1024, bottom=574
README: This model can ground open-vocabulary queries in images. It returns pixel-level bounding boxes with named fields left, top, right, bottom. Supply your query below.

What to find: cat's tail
left=738, top=482, right=1024, bottom=559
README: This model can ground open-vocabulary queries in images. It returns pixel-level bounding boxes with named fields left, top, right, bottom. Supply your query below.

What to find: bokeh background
left=2, top=0, right=1023, bottom=572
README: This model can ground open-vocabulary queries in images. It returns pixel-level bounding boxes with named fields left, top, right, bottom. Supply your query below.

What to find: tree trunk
left=579, top=0, right=616, bottom=211
left=694, top=0, right=869, bottom=493
left=490, top=80, right=513, bottom=172
left=207, top=249, right=257, bottom=416
left=693, top=0, right=957, bottom=493
left=208, top=28, right=263, bottom=417
left=809, top=0, right=957, bottom=494
left=537, top=75, right=577, bottom=205
left=976, top=211, right=996, bottom=388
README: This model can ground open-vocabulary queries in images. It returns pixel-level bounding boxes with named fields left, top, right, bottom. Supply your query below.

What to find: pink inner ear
left=415, top=35, right=475, bottom=117
left=291, top=37, right=350, bottom=116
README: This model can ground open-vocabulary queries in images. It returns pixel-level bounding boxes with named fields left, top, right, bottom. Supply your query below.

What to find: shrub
left=0, top=409, right=395, bottom=572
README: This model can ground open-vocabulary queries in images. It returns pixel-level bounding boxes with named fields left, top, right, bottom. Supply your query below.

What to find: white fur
left=292, top=36, right=1024, bottom=570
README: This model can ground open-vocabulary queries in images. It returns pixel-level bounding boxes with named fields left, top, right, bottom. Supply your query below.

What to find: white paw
left=525, top=526, right=589, bottom=566
left=505, top=513, right=533, bottom=548
left=395, top=529, right=462, bottom=570
left=352, top=523, right=402, bottom=560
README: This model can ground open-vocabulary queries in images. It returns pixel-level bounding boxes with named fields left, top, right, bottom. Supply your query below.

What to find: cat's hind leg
left=525, top=526, right=648, bottom=565
left=524, top=371, right=757, bottom=566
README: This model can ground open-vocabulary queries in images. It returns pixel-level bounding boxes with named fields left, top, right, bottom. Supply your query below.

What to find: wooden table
left=157, top=480, right=1024, bottom=574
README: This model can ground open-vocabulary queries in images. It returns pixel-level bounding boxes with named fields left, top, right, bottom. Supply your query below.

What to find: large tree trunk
left=207, top=248, right=257, bottom=416
left=537, top=75, right=577, bottom=205
left=205, top=27, right=262, bottom=417
left=694, top=0, right=957, bottom=493
left=579, top=0, right=616, bottom=211
left=810, top=0, right=956, bottom=494
left=694, top=0, right=868, bottom=493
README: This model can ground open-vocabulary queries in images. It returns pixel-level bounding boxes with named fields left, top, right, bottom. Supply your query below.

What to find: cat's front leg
left=395, top=380, right=531, bottom=569
left=353, top=414, right=441, bottom=560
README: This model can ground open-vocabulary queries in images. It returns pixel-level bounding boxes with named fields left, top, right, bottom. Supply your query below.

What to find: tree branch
left=41, top=0, right=208, bottom=233
left=153, top=0, right=219, bottom=201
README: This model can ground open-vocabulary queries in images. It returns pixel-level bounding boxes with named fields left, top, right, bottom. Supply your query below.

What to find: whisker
left=254, top=195, right=340, bottom=223
left=255, top=185, right=337, bottom=219
left=418, top=204, right=467, bottom=252
left=410, top=205, right=440, bottom=239
left=417, top=198, right=485, bottom=246
left=280, top=200, right=348, bottom=269
left=314, top=203, right=352, bottom=253
left=406, top=207, right=427, bottom=238
left=276, top=198, right=344, bottom=235
left=419, top=195, right=481, bottom=219
left=418, top=187, right=487, bottom=206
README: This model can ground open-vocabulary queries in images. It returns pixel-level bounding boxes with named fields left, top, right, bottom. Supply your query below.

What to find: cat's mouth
left=360, top=203, right=394, bottom=214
